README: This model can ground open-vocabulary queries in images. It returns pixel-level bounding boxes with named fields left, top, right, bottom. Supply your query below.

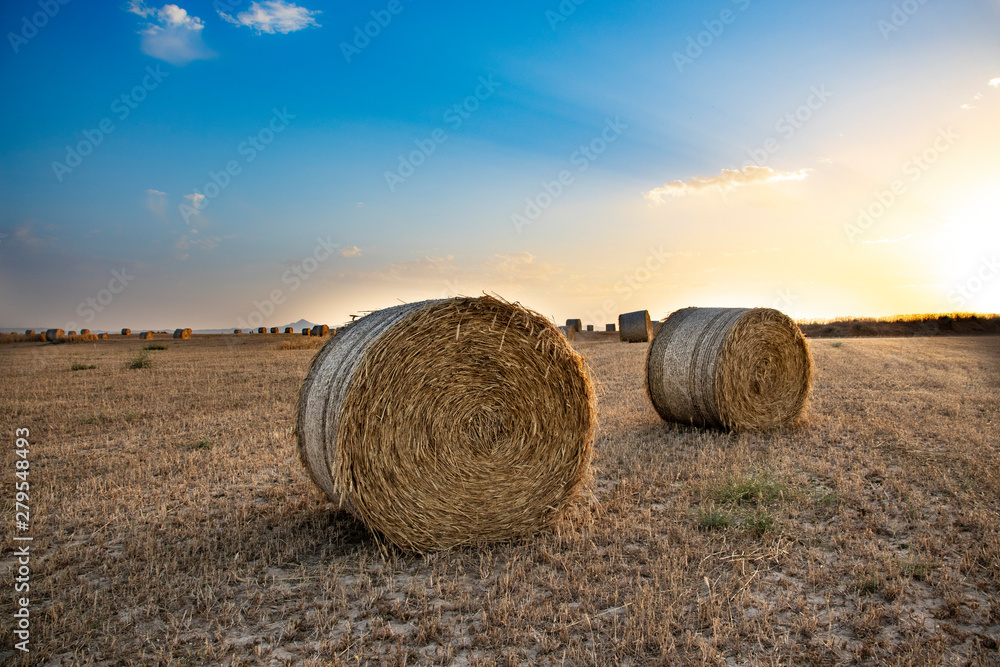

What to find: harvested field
left=0, top=335, right=998, bottom=665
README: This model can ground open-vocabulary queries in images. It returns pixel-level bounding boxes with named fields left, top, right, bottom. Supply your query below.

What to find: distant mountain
left=283, top=319, right=317, bottom=330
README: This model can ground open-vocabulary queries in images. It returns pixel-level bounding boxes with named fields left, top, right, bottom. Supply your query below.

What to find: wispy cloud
left=183, top=193, right=205, bottom=209
left=127, top=2, right=215, bottom=65
left=339, top=245, right=362, bottom=258
left=989, top=77, right=1000, bottom=88
left=482, top=252, right=560, bottom=284
left=643, top=165, right=810, bottom=202
left=219, top=1, right=320, bottom=34
left=145, top=189, right=167, bottom=218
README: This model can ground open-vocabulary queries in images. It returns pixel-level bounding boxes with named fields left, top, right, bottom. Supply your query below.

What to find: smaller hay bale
left=234, top=329, right=242, bottom=334
left=258, top=327, right=267, bottom=334
left=619, top=310, right=652, bottom=343
left=646, top=307, right=812, bottom=431
left=98, top=333, right=110, bottom=339
left=68, top=331, right=77, bottom=336
left=25, top=330, right=35, bottom=335
left=270, top=327, right=279, bottom=334
left=80, top=329, right=90, bottom=335
left=311, top=324, right=330, bottom=337
left=173, top=328, right=192, bottom=339
left=140, top=331, right=154, bottom=339
left=302, top=328, right=311, bottom=336
left=285, top=327, right=294, bottom=334
left=606, top=324, right=616, bottom=332
left=566, top=318, right=582, bottom=333
left=121, top=328, right=131, bottom=336
left=586, top=324, right=594, bottom=332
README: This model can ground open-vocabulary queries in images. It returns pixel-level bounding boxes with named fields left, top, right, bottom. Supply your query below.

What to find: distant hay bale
left=25, top=330, right=34, bottom=335
left=302, top=328, right=311, bottom=336
left=311, top=324, right=330, bottom=337
left=566, top=319, right=582, bottom=333
left=297, top=295, right=595, bottom=553
left=270, top=327, right=279, bottom=334
left=586, top=324, right=594, bottom=332
left=606, top=324, right=616, bottom=332
left=121, top=328, right=131, bottom=336
left=647, top=307, right=812, bottom=431
left=68, top=331, right=77, bottom=336
left=98, top=333, right=110, bottom=339
left=619, top=310, right=652, bottom=343
left=285, top=327, right=294, bottom=334
left=80, top=329, right=90, bottom=335
left=140, top=331, right=154, bottom=339
left=258, top=327, right=267, bottom=334
left=234, top=329, right=242, bottom=335
left=45, top=329, right=65, bottom=342
left=173, top=328, right=192, bottom=339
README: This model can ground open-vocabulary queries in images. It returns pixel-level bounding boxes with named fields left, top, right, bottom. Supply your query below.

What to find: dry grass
left=1, top=334, right=998, bottom=664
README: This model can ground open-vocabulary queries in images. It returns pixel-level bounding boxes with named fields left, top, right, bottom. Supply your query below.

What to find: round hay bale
left=258, top=327, right=267, bottom=334
left=270, top=327, right=279, bottom=334
left=234, top=329, right=242, bottom=334
left=121, top=328, right=131, bottom=336
left=606, top=324, right=616, bottom=332
left=297, top=295, right=595, bottom=552
left=586, top=324, right=594, bottom=332
left=646, top=307, right=812, bottom=431
left=25, top=330, right=35, bottom=335
left=98, top=333, right=110, bottom=339
left=173, top=328, right=192, bottom=339
left=80, top=329, right=90, bottom=335
left=68, top=331, right=77, bottom=336
left=285, top=327, right=294, bottom=334
left=302, top=327, right=311, bottom=336
left=140, top=331, right=154, bottom=339
left=566, top=318, right=582, bottom=333
left=311, top=324, right=330, bottom=337
left=44, top=329, right=64, bottom=341
left=619, top=310, right=652, bottom=343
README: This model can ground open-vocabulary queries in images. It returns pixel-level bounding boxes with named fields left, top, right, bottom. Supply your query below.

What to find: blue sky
left=1, top=0, right=998, bottom=331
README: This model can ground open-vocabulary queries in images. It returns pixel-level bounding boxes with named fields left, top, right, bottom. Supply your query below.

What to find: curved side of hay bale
left=606, top=324, right=616, bottom=332
left=121, top=328, right=131, bottom=336
left=297, top=296, right=595, bottom=552
left=565, top=318, right=582, bottom=333
left=619, top=310, right=652, bottom=343
left=646, top=307, right=812, bottom=431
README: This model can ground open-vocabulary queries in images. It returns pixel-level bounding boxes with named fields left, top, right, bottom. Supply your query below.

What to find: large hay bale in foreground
left=140, top=331, right=154, bottom=339
left=173, top=328, right=192, bottom=339
left=566, top=318, right=582, bottom=333
left=647, top=307, right=812, bottom=431
left=297, top=296, right=595, bottom=552
left=121, top=328, right=131, bottom=336
left=619, top=310, right=652, bottom=343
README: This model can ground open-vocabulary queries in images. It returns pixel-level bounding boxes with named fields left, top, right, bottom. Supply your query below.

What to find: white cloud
left=183, top=193, right=206, bottom=209
left=643, top=165, right=810, bottom=201
left=145, top=189, right=167, bottom=218
left=145, top=188, right=167, bottom=195
left=339, top=245, right=362, bottom=258
left=989, top=77, right=1000, bottom=88
left=220, top=1, right=320, bottom=34
left=127, top=2, right=215, bottom=65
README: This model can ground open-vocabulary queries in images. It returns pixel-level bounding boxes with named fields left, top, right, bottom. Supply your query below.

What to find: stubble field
left=1, top=333, right=999, bottom=665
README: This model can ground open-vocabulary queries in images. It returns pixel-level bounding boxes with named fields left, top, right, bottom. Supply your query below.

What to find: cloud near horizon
left=339, top=245, right=362, bottom=258
left=219, top=1, right=321, bottom=34
left=127, top=1, right=215, bottom=65
left=643, top=165, right=810, bottom=202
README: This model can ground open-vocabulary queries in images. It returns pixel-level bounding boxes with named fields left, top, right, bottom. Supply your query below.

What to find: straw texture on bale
left=606, top=324, right=616, bottom=332
left=619, top=310, right=653, bottom=343
left=121, top=328, right=131, bottom=336
left=646, top=307, right=812, bottom=431
left=566, top=318, right=582, bottom=333
left=285, top=327, right=294, bottom=334
left=297, top=295, right=595, bottom=553
left=173, top=328, right=192, bottom=339
left=140, top=331, right=154, bottom=339
left=311, top=324, right=330, bottom=337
